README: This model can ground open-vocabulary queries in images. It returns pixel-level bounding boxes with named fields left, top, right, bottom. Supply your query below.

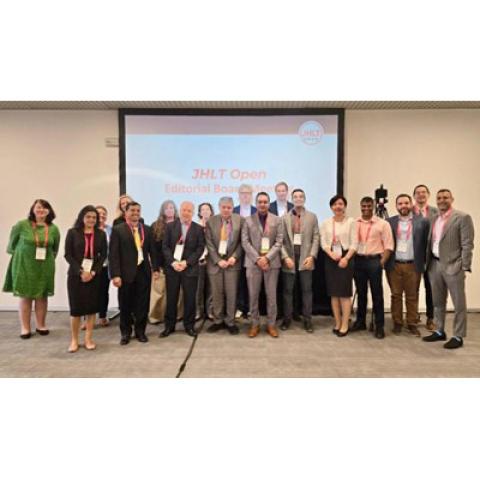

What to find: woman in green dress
left=3, top=199, right=61, bottom=339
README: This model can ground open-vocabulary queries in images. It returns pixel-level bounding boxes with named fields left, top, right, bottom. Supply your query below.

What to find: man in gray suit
left=280, top=188, right=319, bottom=333
left=205, top=197, right=244, bottom=335
left=241, top=192, right=283, bottom=338
left=413, top=184, right=439, bottom=330
left=386, top=194, right=430, bottom=337
left=423, top=189, right=474, bottom=349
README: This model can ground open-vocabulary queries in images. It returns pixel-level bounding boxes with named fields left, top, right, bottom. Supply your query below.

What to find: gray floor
left=0, top=311, right=479, bottom=377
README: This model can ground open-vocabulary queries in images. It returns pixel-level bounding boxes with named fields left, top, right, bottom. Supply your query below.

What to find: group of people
left=3, top=182, right=474, bottom=352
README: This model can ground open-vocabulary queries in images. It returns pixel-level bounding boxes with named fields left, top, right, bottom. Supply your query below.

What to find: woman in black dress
left=64, top=205, right=107, bottom=352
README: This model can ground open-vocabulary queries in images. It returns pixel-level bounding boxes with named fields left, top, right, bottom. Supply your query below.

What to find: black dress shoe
left=20, top=332, right=32, bottom=339
left=337, top=329, right=349, bottom=337
left=159, top=327, right=175, bottom=338
left=280, top=320, right=291, bottom=331
left=120, top=336, right=130, bottom=345
left=36, top=328, right=50, bottom=336
left=207, top=322, right=225, bottom=333
left=374, top=326, right=385, bottom=339
left=136, top=333, right=149, bottom=343
left=303, top=319, right=314, bottom=333
left=422, top=331, right=447, bottom=342
left=185, top=327, right=198, bottom=337
left=351, top=322, right=367, bottom=332
left=226, top=324, right=240, bottom=335
left=444, top=337, right=463, bottom=349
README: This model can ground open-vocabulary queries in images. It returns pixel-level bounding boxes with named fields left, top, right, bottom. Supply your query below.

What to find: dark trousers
left=353, top=255, right=385, bottom=327
left=423, top=271, right=434, bottom=319
left=236, top=266, right=249, bottom=315
left=165, top=272, right=198, bottom=330
left=98, top=266, right=110, bottom=319
left=283, top=269, right=313, bottom=321
left=118, top=265, right=150, bottom=337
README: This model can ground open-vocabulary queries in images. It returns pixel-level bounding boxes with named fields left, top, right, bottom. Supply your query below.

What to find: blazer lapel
left=285, top=213, right=293, bottom=245
left=440, top=210, right=457, bottom=241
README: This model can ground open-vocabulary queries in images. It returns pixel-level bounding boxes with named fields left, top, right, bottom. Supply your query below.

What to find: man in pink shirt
left=351, top=196, right=394, bottom=339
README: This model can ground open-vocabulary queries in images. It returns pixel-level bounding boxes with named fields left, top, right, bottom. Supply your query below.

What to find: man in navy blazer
left=269, top=181, right=294, bottom=217
left=385, top=194, right=429, bottom=336
left=233, top=183, right=257, bottom=217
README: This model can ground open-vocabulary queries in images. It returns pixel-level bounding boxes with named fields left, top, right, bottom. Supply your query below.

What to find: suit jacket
left=426, top=209, right=474, bottom=274
left=385, top=215, right=430, bottom=273
left=205, top=213, right=244, bottom=274
left=64, top=228, right=107, bottom=277
left=109, top=223, right=158, bottom=283
left=162, top=219, right=205, bottom=277
left=233, top=205, right=257, bottom=216
left=241, top=213, right=283, bottom=269
left=281, top=209, right=320, bottom=273
left=269, top=200, right=294, bottom=216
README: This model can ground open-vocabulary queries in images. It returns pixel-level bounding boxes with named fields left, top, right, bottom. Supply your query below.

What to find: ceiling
left=0, top=100, right=479, bottom=110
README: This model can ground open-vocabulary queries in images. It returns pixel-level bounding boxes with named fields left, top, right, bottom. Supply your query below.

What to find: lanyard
left=432, top=208, right=453, bottom=242
left=332, top=217, right=345, bottom=243
left=31, top=222, right=49, bottom=248
left=84, top=232, right=95, bottom=259
left=357, top=218, right=373, bottom=244
left=414, top=204, right=429, bottom=218
left=177, top=222, right=191, bottom=244
left=396, top=218, right=412, bottom=241
left=258, top=213, right=269, bottom=235
left=127, top=222, right=144, bottom=247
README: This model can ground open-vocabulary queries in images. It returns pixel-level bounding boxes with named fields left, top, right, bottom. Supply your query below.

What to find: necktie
left=133, top=227, right=141, bottom=250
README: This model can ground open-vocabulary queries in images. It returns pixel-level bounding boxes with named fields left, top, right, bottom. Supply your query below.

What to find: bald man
left=161, top=201, right=206, bottom=337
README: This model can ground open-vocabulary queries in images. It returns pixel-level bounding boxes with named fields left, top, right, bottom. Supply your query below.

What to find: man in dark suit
left=161, top=201, right=205, bottom=338
left=423, top=189, right=474, bottom=349
left=413, top=184, right=439, bottom=330
left=233, top=183, right=256, bottom=318
left=109, top=202, right=159, bottom=345
left=385, top=194, right=430, bottom=337
left=269, top=181, right=294, bottom=217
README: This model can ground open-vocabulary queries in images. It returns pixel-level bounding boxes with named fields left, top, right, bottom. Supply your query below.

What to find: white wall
left=0, top=110, right=119, bottom=309
left=1, top=108, right=479, bottom=309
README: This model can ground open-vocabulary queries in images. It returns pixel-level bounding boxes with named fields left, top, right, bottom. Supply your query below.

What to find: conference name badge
left=81, top=258, right=93, bottom=273
left=35, top=247, right=47, bottom=261
left=396, top=240, right=408, bottom=253
left=332, top=242, right=343, bottom=257
left=218, top=239, right=228, bottom=256
left=293, top=233, right=302, bottom=246
left=174, top=244, right=184, bottom=261
left=260, top=237, right=270, bottom=254
left=137, top=248, right=144, bottom=265
left=357, top=243, right=366, bottom=255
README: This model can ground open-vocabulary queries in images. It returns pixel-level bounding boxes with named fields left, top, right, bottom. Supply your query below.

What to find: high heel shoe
left=36, top=328, right=50, bottom=336
left=332, top=328, right=339, bottom=335
left=20, top=332, right=31, bottom=339
left=337, top=329, right=349, bottom=337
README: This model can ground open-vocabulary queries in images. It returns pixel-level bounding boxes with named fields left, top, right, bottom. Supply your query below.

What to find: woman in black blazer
left=64, top=205, right=107, bottom=353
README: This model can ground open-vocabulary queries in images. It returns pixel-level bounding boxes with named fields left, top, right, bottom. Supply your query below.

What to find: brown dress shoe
left=248, top=325, right=260, bottom=338
left=266, top=325, right=279, bottom=338
left=426, top=319, right=436, bottom=331
left=392, top=323, right=403, bottom=334
left=408, top=325, right=421, bottom=337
